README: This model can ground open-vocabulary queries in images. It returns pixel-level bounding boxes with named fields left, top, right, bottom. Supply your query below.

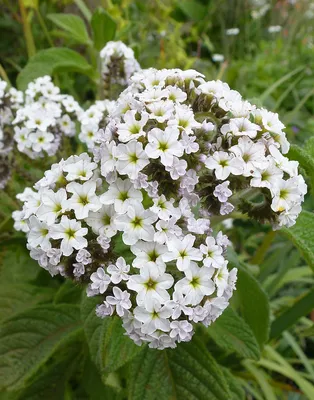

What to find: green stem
left=250, top=230, right=276, bottom=265
left=35, top=8, right=54, bottom=47
left=19, top=0, right=36, bottom=58
left=0, top=63, right=11, bottom=86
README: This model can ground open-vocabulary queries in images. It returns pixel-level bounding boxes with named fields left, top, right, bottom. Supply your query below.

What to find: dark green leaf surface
left=81, top=296, right=142, bottom=377
left=282, top=211, right=314, bottom=272
left=0, top=304, right=82, bottom=390
left=207, top=307, right=260, bottom=360
left=128, top=339, right=230, bottom=400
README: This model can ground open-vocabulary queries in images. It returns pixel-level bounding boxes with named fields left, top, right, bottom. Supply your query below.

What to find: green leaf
left=17, top=48, right=95, bottom=90
left=177, top=1, right=208, bottom=22
left=281, top=211, right=314, bottom=272
left=53, top=280, right=83, bottom=304
left=128, top=339, right=230, bottom=400
left=222, top=368, right=245, bottom=400
left=47, top=13, right=91, bottom=45
left=207, top=307, right=260, bottom=360
left=228, top=250, right=270, bottom=348
left=270, top=287, right=314, bottom=339
left=81, top=296, right=142, bottom=378
left=0, top=283, right=55, bottom=323
left=0, top=304, right=82, bottom=390
left=91, top=8, right=117, bottom=51
left=288, top=144, right=314, bottom=190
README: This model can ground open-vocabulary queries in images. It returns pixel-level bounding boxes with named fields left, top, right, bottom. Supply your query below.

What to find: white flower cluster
left=12, top=76, right=82, bottom=159
left=13, top=149, right=236, bottom=349
left=14, top=67, right=306, bottom=350
left=78, top=100, right=116, bottom=149
left=0, top=79, right=23, bottom=155
left=100, top=41, right=141, bottom=98
left=0, top=79, right=23, bottom=189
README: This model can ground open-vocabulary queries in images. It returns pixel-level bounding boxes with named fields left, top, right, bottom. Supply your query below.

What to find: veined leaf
left=47, top=13, right=91, bottom=45
left=91, top=8, right=117, bottom=51
left=0, top=283, right=55, bottom=323
left=281, top=211, right=314, bottom=272
left=17, top=48, right=95, bottom=90
left=221, top=368, right=245, bottom=400
left=81, top=295, right=142, bottom=378
left=0, top=304, right=82, bottom=390
left=128, top=339, right=230, bottom=400
left=207, top=307, right=260, bottom=360
left=228, top=250, right=270, bottom=348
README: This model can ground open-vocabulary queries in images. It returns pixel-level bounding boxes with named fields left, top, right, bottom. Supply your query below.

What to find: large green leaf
left=0, top=283, right=55, bottom=323
left=228, top=250, right=270, bottom=348
left=47, top=13, right=91, bottom=45
left=91, top=8, right=117, bottom=51
left=281, top=211, right=314, bottom=272
left=222, top=368, right=245, bottom=400
left=129, top=339, right=230, bottom=400
left=0, top=304, right=82, bottom=390
left=16, top=48, right=95, bottom=90
left=207, top=307, right=260, bottom=360
left=81, top=295, right=142, bottom=378
left=177, top=1, right=208, bottom=22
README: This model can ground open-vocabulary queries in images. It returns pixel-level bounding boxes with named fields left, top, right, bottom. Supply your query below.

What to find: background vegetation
left=1, top=0, right=314, bottom=399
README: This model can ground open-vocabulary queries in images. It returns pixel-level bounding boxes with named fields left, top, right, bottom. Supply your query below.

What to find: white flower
left=116, top=140, right=149, bottom=179
left=131, top=241, right=168, bottom=271
left=226, top=27, right=240, bottom=35
left=28, top=216, right=51, bottom=251
left=134, top=300, right=173, bottom=334
left=154, top=217, right=182, bottom=244
left=76, top=249, right=92, bottom=265
left=250, top=159, right=283, bottom=189
left=205, top=151, right=243, bottom=180
left=100, top=178, right=142, bottom=213
left=127, top=263, right=174, bottom=307
left=145, top=127, right=184, bottom=166
left=166, top=292, right=193, bottom=319
left=115, top=204, right=157, bottom=245
left=213, top=181, right=232, bottom=203
left=230, top=137, right=268, bottom=176
left=175, top=262, right=215, bottom=306
left=221, top=118, right=261, bottom=139
left=100, top=141, right=117, bottom=176
left=150, top=195, right=177, bottom=221
left=117, top=110, right=148, bottom=142
left=107, top=257, right=130, bottom=284
left=170, top=320, right=193, bottom=342
left=214, top=262, right=230, bottom=297
left=66, top=181, right=101, bottom=219
left=180, top=132, right=199, bottom=154
left=90, top=267, right=111, bottom=294
left=96, top=301, right=114, bottom=318
left=164, top=234, right=203, bottom=271
left=50, top=216, right=88, bottom=256
left=165, top=157, right=187, bottom=180
left=106, top=287, right=132, bottom=316
left=85, top=205, right=117, bottom=237
left=36, top=188, right=67, bottom=224
left=270, top=177, right=305, bottom=212
left=63, top=156, right=97, bottom=181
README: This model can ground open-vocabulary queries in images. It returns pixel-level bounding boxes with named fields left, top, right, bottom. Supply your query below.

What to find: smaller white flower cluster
left=0, top=79, right=23, bottom=189
left=13, top=150, right=237, bottom=350
left=0, top=79, right=23, bottom=155
left=78, top=100, right=116, bottom=149
left=12, top=76, right=82, bottom=159
left=100, top=41, right=141, bottom=98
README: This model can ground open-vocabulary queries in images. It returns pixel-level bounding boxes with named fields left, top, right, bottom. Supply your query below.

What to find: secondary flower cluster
left=13, top=67, right=306, bottom=350
left=12, top=76, right=82, bottom=159
left=94, top=67, right=306, bottom=229
left=100, top=41, right=141, bottom=99
left=0, top=78, right=23, bottom=188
